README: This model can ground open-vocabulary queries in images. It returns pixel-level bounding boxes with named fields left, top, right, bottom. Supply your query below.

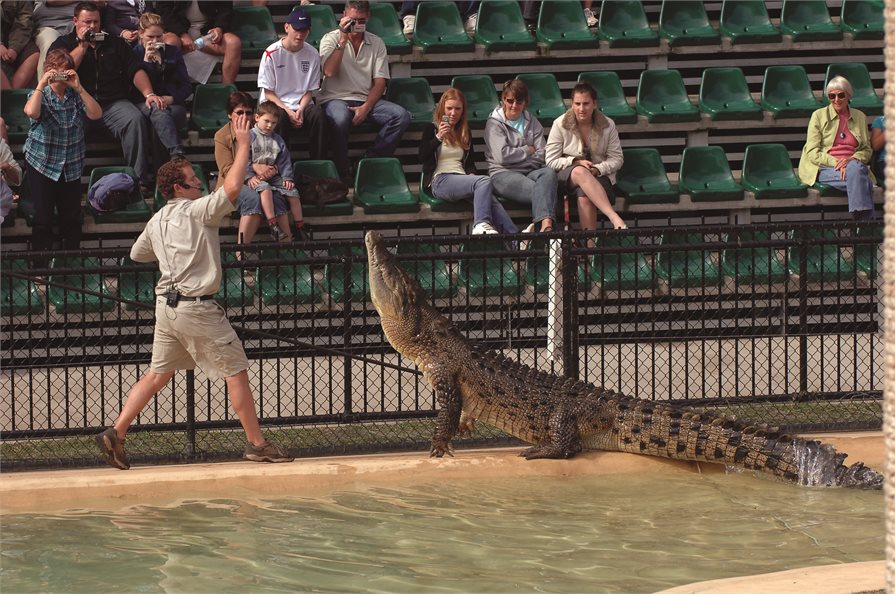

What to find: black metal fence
left=0, top=220, right=883, bottom=470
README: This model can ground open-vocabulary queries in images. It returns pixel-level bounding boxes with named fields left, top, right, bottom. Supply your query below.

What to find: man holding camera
left=318, top=0, right=410, bottom=184
left=50, top=1, right=159, bottom=188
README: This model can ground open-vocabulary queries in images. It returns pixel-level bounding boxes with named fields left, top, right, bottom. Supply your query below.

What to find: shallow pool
left=1, top=471, right=882, bottom=593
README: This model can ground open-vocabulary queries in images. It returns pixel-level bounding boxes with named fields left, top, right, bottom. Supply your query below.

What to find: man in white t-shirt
left=257, top=8, right=325, bottom=160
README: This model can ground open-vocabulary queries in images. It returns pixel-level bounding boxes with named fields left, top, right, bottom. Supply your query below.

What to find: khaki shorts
left=150, top=297, right=249, bottom=380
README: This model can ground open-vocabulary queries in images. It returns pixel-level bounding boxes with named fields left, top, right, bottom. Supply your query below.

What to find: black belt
left=178, top=295, right=216, bottom=302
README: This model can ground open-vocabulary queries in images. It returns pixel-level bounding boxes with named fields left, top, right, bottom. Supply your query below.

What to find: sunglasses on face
left=828, top=92, right=847, bottom=101
left=233, top=109, right=253, bottom=116
left=503, top=98, right=524, bottom=105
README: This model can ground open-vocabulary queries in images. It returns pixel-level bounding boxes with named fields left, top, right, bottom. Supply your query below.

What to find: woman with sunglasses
left=420, top=88, right=517, bottom=235
left=484, top=79, right=557, bottom=234
left=546, top=81, right=626, bottom=239
left=797, top=76, right=875, bottom=220
left=214, top=91, right=291, bottom=246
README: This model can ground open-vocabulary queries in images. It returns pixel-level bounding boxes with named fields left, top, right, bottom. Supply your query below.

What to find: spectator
left=420, top=88, right=517, bottom=236
left=246, top=101, right=302, bottom=242
left=155, top=1, right=242, bottom=84
left=214, top=91, right=291, bottom=248
left=50, top=1, right=161, bottom=188
left=546, top=81, right=626, bottom=239
left=102, top=0, right=156, bottom=45
left=32, top=1, right=78, bottom=76
left=797, top=76, right=875, bottom=220
left=133, top=11, right=188, bottom=164
left=318, top=0, right=411, bottom=183
left=257, top=8, right=325, bottom=160
left=399, top=1, right=478, bottom=36
left=871, top=115, right=885, bottom=183
left=23, top=48, right=102, bottom=256
left=484, top=78, right=557, bottom=235
left=95, top=114, right=293, bottom=470
left=1, top=1, right=40, bottom=89
left=0, top=117, right=22, bottom=225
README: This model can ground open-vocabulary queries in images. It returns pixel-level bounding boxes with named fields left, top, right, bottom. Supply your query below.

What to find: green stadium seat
left=458, top=239, right=521, bottom=297
left=232, top=6, right=278, bottom=58
left=823, top=63, right=882, bottom=116
left=117, top=257, right=159, bottom=311
left=536, top=0, right=598, bottom=50
left=840, top=0, right=884, bottom=40
left=1, top=89, right=31, bottom=143
left=292, top=160, right=354, bottom=216
left=301, top=4, right=338, bottom=50
left=636, top=69, right=700, bottom=123
left=397, top=241, right=454, bottom=299
left=786, top=228, right=855, bottom=283
left=419, top=178, right=472, bottom=213
left=47, top=257, right=116, bottom=314
left=741, top=143, right=808, bottom=199
left=86, top=166, right=152, bottom=223
left=780, top=0, right=842, bottom=42
left=761, top=65, right=822, bottom=118
left=367, top=1, right=412, bottom=54
left=591, top=233, right=654, bottom=291
left=475, top=0, right=536, bottom=52
left=413, top=1, right=474, bottom=53
left=154, top=164, right=208, bottom=211
left=577, top=71, right=637, bottom=124
left=719, top=0, right=782, bottom=44
left=720, top=232, right=788, bottom=285
left=598, top=0, right=659, bottom=47
left=656, top=232, right=722, bottom=289
left=658, top=0, right=721, bottom=46
left=354, top=158, right=419, bottom=214
left=385, top=77, right=435, bottom=126
left=451, top=74, right=499, bottom=125
left=516, top=73, right=566, bottom=123
left=698, top=67, right=763, bottom=121
left=323, top=244, right=369, bottom=303
left=1, top=259, right=42, bottom=316
left=678, top=146, right=743, bottom=202
left=854, top=224, right=882, bottom=279
left=257, top=247, right=320, bottom=306
left=218, top=252, right=255, bottom=308
left=615, top=148, right=679, bottom=204
left=190, top=83, right=238, bottom=137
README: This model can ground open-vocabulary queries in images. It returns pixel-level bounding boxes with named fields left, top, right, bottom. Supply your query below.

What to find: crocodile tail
left=605, top=397, right=882, bottom=489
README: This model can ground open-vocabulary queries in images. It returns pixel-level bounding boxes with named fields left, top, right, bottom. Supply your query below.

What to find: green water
left=0, top=471, right=883, bottom=593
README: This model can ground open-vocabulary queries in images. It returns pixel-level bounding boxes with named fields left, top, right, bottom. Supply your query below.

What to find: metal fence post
left=185, top=369, right=196, bottom=459
left=561, top=237, right=579, bottom=379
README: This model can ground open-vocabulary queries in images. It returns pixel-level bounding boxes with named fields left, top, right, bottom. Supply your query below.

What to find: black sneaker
left=269, top=222, right=290, bottom=242
left=95, top=427, right=130, bottom=470
left=244, top=439, right=294, bottom=463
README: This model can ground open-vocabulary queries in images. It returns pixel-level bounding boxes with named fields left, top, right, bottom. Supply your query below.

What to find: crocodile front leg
left=520, top=403, right=583, bottom=460
left=426, top=366, right=461, bottom=457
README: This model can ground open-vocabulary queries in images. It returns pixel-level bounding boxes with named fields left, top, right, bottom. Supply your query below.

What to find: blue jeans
left=237, top=185, right=287, bottom=217
left=491, top=167, right=558, bottom=225
left=817, top=160, right=874, bottom=215
left=138, top=103, right=186, bottom=156
left=85, top=99, right=152, bottom=184
left=321, top=99, right=411, bottom=177
left=431, top=173, right=518, bottom=233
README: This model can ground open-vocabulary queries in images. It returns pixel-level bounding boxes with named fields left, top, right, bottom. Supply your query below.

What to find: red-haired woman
left=420, top=88, right=517, bottom=235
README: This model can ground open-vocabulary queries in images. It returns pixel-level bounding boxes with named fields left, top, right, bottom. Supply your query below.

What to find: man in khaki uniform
left=95, top=114, right=292, bottom=469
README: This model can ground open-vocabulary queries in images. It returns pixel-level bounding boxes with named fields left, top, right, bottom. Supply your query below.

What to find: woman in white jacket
left=546, top=81, right=626, bottom=234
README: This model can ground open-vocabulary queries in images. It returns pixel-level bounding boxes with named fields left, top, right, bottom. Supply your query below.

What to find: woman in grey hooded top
left=483, top=79, right=557, bottom=234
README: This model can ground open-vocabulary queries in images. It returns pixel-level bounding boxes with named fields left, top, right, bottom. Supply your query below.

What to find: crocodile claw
left=430, top=443, right=455, bottom=458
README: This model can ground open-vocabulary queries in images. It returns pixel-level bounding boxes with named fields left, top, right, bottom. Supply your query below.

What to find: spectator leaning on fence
left=50, top=1, right=161, bottom=189
left=257, top=8, right=326, bottom=161
left=797, top=75, right=875, bottom=220
left=318, top=0, right=411, bottom=184
left=1, top=1, right=40, bottom=89
left=95, top=114, right=293, bottom=471
left=23, top=48, right=102, bottom=258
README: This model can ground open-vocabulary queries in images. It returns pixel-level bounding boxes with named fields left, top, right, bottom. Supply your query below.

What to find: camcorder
left=149, top=42, right=165, bottom=51
left=341, top=17, right=366, bottom=34
left=83, top=30, right=107, bottom=43
left=50, top=72, right=69, bottom=82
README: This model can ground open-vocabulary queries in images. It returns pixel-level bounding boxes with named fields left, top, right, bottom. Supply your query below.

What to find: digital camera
left=149, top=42, right=165, bottom=51
left=83, top=30, right=107, bottom=43
left=51, top=72, right=69, bottom=82
left=341, top=17, right=366, bottom=34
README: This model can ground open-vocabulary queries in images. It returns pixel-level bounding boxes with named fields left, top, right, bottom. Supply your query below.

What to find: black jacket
left=155, top=1, right=233, bottom=36
left=50, top=32, right=143, bottom=104
left=419, top=123, right=479, bottom=191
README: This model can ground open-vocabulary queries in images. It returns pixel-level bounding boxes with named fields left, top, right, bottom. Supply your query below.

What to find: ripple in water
left=0, top=472, right=883, bottom=594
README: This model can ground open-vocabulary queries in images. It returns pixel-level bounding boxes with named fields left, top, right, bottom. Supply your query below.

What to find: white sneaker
left=465, top=13, right=477, bottom=35
left=518, top=222, right=535, bottom=251
left=583, top=7, right=597, bottom=27
left=472, top=221, right=499, bottom=235
left=403, top=15, right=415, bottom=36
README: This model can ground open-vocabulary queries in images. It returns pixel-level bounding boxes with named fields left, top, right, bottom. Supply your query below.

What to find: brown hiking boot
left=95, top=427, right=130, bottom=470
left=244, top=439, right=293, bottom=463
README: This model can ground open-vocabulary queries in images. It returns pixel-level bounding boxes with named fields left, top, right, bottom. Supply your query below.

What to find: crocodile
left=365, top=231, right=883, bottom=489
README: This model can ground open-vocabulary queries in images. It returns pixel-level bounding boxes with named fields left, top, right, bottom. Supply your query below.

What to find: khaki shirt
left=131, top=187, right=235, bottom=297
left=318, top=30, right=389, bottom=104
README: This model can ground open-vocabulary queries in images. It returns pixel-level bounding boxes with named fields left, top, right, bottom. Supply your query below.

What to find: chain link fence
left=1, top=221, right=882, bottom=470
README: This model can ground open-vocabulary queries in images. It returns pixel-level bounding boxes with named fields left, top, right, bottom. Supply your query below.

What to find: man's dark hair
left=571, top=81, right=598, bottom=102
left=73, top=2, right=100, bottom=17
left=227, top=91, right=255, bottom=115
left=157, top=158, right=192, bottom=201
left=345, top=1, right=371, bottom=14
